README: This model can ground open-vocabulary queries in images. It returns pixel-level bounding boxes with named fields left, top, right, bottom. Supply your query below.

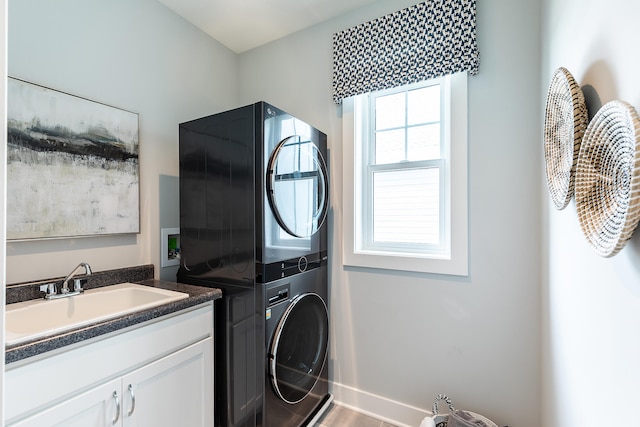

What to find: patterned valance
left=332, top=0, right=479, bottom=104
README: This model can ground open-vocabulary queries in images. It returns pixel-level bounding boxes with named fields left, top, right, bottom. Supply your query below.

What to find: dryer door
left=269, top=292, right=329, bottom=404
left=266, top=135, right=329, bottom=238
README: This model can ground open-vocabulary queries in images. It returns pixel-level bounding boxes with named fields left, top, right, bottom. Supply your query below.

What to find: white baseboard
left=329, top=381, right=431, bottom=427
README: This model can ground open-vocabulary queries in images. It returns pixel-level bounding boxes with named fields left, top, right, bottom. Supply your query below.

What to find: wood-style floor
left=314, top=404, right=399, bottom=427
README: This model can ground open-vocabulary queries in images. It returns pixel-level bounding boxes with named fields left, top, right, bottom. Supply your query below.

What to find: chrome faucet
left=40, top=262, right=92, bottom=300
left=61, top=262, right=92, bottom=294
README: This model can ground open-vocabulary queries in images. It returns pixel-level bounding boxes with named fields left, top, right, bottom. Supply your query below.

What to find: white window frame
left=342, top=72, right=468, bottom=276
left=362, top=79, right=448, bottom=255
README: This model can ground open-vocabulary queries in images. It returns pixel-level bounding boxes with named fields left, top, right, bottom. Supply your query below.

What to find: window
left=342, top=72, right=468, bottom=275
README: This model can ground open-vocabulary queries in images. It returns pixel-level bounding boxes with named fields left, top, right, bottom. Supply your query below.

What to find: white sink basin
left=5, top=283, right=189, bottom=346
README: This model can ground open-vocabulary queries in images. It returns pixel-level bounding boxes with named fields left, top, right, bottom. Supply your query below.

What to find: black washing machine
left=178, top=101, right=328, bottom=283
left=177, top=102, right=330, bottom=427
left=260, top=266, right=331, bottom=427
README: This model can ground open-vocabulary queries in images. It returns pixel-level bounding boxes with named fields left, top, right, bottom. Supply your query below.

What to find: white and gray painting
left=7, top=78, right=139, bottom=240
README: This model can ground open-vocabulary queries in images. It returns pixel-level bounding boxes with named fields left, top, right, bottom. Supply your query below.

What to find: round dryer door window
left=267, top=135, right=329, bottom=238
left=269, top=293, right=329, bottom=404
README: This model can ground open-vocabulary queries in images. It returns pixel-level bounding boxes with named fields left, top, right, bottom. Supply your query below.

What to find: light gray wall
left=7, top=0, right=238, bottom=283
left=541, top=1, right=640, bottom=426
left=239, top=1, right=542, bottom=426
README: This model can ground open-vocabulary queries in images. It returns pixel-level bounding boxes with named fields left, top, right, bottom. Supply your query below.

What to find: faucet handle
left=39, top=283, right=57, bottom=297
left=73, top=278, right=88, bottom=293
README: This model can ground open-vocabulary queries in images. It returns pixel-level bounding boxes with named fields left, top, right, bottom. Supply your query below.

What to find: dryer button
left=298, top=256, right=308, bottom=272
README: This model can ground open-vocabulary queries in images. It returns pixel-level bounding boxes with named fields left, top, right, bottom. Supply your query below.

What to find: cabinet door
left=122, top=337, right=213, bottom=427
left=9, top=379, right=121, bottom=427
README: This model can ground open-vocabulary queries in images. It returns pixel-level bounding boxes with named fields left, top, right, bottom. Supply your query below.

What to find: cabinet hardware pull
left=112, top=391, right=120, bottom=424
left=128, top=384, right=136, bottom=416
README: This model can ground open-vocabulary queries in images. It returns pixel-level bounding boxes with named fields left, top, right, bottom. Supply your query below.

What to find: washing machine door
left=269, top=293, right=329, bottom=404
left=266, top=135, right=329, bottom=238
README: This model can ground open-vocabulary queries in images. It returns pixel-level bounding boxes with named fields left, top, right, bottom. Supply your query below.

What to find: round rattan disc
left=575, top=100, right=640, bottom=257
left=544, top=67, right=588, bottom=209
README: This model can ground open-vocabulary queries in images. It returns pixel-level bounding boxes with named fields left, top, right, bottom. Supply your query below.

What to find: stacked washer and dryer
left=177, top=102, right=331, bottom=427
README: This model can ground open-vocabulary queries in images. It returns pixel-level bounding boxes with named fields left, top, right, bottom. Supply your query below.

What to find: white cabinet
left=9, top=379, right=121, bottom=427
left=122, top=338, right=212, bottom=426
left=5, top=303, right=214, bottom=427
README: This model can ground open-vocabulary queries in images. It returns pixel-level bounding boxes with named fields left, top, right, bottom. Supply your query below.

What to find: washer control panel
left=259, top=251, right=327, bottom=282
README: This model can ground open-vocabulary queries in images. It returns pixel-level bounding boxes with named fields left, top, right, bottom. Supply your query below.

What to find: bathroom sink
left=5, top=283, right=189, bottom=346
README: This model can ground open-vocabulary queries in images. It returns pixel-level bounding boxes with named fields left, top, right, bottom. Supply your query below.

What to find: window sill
left=343, top=250, right=468, bottom=276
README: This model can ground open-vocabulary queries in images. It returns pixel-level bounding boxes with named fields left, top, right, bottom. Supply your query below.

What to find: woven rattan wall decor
left=574, top=100, right=640, bottom=257
left=544, top=67, right=588, bottom=210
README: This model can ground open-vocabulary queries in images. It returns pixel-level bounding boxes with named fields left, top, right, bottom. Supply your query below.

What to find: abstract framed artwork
left=7, top=77, right=140, bottom=240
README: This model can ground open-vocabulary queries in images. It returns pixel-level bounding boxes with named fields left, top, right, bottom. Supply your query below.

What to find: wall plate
left=161, top=228, right=180, bottom=267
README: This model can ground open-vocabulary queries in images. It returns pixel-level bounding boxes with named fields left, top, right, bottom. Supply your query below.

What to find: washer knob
left=298, top=256, right=308, bottom=272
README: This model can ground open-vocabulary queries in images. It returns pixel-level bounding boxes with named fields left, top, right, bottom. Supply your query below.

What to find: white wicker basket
left=574, top=100, right=640, bottom=257
left=544, top=67, right=588, bottom=209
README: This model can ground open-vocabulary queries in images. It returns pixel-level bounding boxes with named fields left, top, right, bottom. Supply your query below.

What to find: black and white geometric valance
left=332, top=0, right=479, bottom=104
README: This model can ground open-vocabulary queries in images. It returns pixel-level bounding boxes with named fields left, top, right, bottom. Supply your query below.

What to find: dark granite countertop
left=5, top=280, right=221, bottom=365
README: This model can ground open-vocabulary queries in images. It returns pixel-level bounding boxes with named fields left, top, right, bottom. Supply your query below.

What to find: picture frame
left=6, top=77, right=140, bottom=240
